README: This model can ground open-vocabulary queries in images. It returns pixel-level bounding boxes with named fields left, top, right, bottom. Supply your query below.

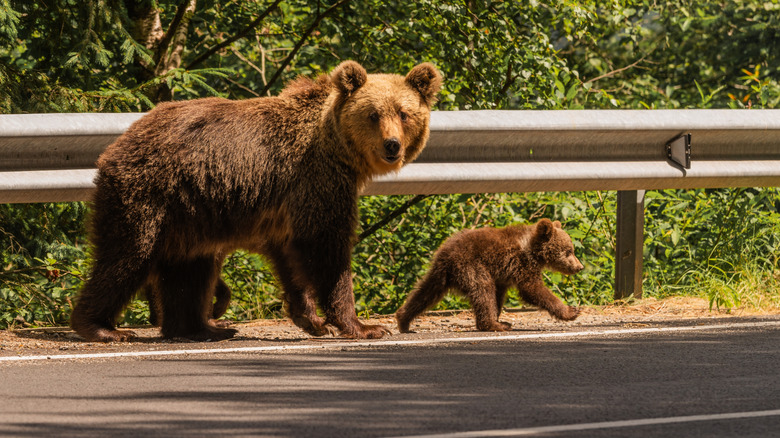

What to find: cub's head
left=531, top=219, right=584, bottom=275
left=330, top=61, right=442, bottom=176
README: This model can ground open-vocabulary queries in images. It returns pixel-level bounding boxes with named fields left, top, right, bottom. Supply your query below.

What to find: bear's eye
left=399, top=110, right=408, bottom=122
left=369, top=112, right=380, bottom=123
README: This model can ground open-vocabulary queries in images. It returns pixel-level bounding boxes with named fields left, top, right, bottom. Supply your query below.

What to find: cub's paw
left=559, top=306, right=581, bottom=321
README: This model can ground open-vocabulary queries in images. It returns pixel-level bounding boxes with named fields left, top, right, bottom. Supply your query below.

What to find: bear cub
left=396, top=218, right=583, bottom=333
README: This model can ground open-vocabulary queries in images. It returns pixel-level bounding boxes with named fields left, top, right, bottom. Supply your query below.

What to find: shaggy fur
left=70, top=61, right=442, bottom=342
left=396, top=219, right=584, bottom=333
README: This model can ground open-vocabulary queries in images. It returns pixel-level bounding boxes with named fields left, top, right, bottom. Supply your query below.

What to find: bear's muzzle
left=382, top=138, right=402, bottom=163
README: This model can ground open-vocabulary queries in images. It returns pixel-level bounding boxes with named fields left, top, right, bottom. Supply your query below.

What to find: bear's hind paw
left=395, top=315, right=413, bottom=333
left=167, top=326, right=238, bottom=342
left=477, top=321, right=511, bottom=332
left=396, top=324, right=413, bottom=334
left=87, top=328, right=137, bottom=343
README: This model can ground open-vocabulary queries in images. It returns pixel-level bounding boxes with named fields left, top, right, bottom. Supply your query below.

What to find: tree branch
left=260, top=0, right=351, bottom=95
left=494, top=61, right=514, bottom=106
left=154, top=0, right=193, bottom=69
left=584, top=55, right=647, bottom=84
left=358, top=195, right=429, bottom=243
left=186, top=0, right=284, bottom=70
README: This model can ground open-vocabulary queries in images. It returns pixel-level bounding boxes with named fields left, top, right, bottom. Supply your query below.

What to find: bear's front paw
left=210, top=319, right=233, bottom=329
left=291, top=315, right=333, bottom=337
left=346, top=323, right=391, bottom=339
left=305, top=324, right=338, bottom=337
left=560, top=306, right=580, bottom=321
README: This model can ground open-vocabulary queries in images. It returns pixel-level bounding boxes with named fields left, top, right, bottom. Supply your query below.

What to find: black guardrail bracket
left=666, top=133, right=691, bottom=169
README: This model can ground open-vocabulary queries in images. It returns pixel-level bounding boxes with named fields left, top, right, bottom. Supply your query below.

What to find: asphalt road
left=2, top=320, right=780, bottom=437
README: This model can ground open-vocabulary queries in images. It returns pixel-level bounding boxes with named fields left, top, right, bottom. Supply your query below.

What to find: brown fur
left=69, top=61, right=442, bottom=342
left=396, top=219, right=584, bottom=333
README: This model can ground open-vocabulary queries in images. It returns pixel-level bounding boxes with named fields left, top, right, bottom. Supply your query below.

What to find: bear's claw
left=342, top=323, right=391, bottom=339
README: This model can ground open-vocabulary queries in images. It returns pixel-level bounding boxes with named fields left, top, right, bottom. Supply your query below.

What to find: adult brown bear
left=70, top=61, right=442, bottom=342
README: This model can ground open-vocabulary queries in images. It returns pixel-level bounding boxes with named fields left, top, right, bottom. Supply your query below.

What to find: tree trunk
left=125, top=0, right=197, bottom=102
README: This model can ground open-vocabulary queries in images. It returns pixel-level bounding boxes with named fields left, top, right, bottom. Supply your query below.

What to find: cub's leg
left=396, top=266, right=449, bottom=333
left=493, top=283, right=512, bottom=331
left=462, top=272, right=507, bottom=332
left=157, top=256, right=237, bottom=341
left=517, top=279, right=579, bottom=321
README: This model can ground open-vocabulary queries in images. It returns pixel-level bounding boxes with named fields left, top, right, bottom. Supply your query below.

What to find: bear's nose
left=383, top=138, right=401, bottom=162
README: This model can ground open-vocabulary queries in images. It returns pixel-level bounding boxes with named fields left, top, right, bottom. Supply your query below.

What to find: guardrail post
left=615, top=190, right=645, bottom=300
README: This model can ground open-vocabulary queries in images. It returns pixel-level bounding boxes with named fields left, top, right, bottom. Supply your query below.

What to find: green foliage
left=643, top=189, right=780, bottom=308
left=221, top=251, right=284, bottom=320
left=0, top=203, right=88, bottom=327
left=2, top=1, right=780, bottom=327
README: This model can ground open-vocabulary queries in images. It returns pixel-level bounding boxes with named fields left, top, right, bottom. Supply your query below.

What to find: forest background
left=1, top=0, right=779, bottom=328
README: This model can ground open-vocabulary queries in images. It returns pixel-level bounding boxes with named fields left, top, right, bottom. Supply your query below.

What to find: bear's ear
left=332, top=61, right=367, bottom=96
left=553, top=220, right=562, bottom=229
left=535, top=218, right=555, bottom=241
left=405, top=62, right=442, bottom=106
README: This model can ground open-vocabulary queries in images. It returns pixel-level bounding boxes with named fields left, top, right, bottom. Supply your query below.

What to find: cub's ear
left=332, top=61, right=367, bottom=96
left=535, top=218, right=555, bottom=240
left=553, top=220, right=562, bottom=229
left=405, top=62, right=442, bottom=106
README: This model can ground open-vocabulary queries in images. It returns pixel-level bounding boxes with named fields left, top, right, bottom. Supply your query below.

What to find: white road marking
left=1, top=319, right=778, bottom=362
left=388, top=408, right=780, bottom=437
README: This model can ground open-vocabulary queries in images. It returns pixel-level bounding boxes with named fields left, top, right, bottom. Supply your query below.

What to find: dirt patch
left=2, top=296, right=778, bottom=358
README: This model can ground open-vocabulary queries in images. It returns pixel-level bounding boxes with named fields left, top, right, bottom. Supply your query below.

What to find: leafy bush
left=0, top=203, right=88, bottom=327
left=643, top=189, right=780, bottom=309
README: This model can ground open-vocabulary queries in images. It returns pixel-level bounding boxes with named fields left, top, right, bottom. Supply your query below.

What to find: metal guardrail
left=2, top=109, right=780, bottom=298
left=3, top=110, right=780, bottom=200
